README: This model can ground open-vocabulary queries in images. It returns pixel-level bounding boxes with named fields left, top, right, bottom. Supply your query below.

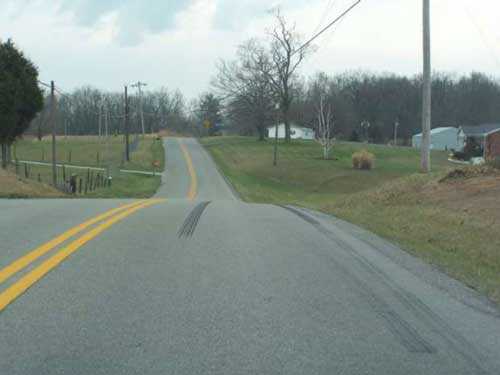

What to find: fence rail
left=12, top=159, right=112, bottom=195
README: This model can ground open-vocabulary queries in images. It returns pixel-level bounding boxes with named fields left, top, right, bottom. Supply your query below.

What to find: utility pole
left=421, top=0, right=431, bottom=172
left=394, top=119, right=400, bottom=146
left=131, top=81, right=147, bottom=136
left=273, top=103, right=280, bottom=166
left=105, top=102, right=110, bottom=177
left=104, top=102, right=109, bottom=138
left=124, top=85, right=130, bottom=162
left=50, top=80, right=57, bottom=186
left=98, top=103, right=102, bottom=140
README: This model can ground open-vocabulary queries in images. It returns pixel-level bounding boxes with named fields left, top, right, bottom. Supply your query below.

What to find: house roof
left=413, top=127, right=458, bottom=137
left=430, top=127, right=457, bottom=134
left=461, top=124, right=500, bottom=137
left=267, top=123, right=312, bottom=131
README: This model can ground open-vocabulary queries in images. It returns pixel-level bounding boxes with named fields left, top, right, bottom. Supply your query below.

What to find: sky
left=1, top=0, right=500, bottom=98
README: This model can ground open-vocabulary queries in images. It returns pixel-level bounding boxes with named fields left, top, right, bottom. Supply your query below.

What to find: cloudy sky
left=1, top=0, right=500, bottom=98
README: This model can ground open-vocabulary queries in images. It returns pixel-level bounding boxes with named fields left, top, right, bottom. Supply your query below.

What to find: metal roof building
left=412, top=127, right=465, bottom=151
left=460, top=124, right=500, bottom=139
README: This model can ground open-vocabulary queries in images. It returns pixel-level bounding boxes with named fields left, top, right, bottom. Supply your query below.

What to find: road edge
left=197, top=138, right=241, bottom=201
left=285, top=204, right=500, bottom=318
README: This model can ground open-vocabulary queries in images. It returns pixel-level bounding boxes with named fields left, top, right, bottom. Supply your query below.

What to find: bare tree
left=316, top=95, right=334, bottom=160
left=212, top=40, right=274, bottom=140
left=266, top=9, right=312, bottom=143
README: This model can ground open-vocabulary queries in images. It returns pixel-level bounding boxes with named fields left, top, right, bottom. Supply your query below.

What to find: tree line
left=29, top=86, right=193, bottom=139
left=4, top=9, right=500, bottom=169
left=28, top=69, right=500, bottom=147
left=209, top=11, right=500, bottom=144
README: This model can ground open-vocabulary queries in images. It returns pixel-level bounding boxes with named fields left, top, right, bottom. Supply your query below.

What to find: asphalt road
left=1, top=137, right=499, bottom=374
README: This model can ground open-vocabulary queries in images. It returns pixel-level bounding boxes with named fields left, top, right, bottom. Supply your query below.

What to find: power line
left=38, top=80, right=51, bottom=89
left=53, top=84, right=126, bottom=119
left=460, top=0, right=500, bottom=69
left=131, top=81, right=148, bottom=135
left=310, top=0, right=336, bottom=38
left=292, top=0, right=362, bottom=57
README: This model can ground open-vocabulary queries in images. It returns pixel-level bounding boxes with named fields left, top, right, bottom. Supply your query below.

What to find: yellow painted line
left=179, top=140, right=198, bottom=201
left=0, top=199, right=166, bottom=312
left=0, top=200, right=147, bottom=286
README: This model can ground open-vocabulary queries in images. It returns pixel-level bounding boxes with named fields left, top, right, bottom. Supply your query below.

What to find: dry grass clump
left=352, top=150, right=375, bottom=170
left=439, top=165, right=500, bottom=182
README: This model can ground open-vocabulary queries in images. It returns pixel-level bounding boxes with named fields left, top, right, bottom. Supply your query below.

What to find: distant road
left=0, top=137, right=499, bottom=374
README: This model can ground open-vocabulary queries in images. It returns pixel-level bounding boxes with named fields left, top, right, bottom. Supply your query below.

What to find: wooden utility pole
left=132, top=81, right=147, bottom=136
left=50, top=81, right=57, bottom=186
left=273, top=103, right=280, bottom=166
left=421, top=0, right=431, bottom=172
left=124, top=85, right=130, bottom=162
left=105, top=103, right=110, bottom=177
left=394, top=119, right=400, bottom=146
left=98, top=103, right=102, bottom=140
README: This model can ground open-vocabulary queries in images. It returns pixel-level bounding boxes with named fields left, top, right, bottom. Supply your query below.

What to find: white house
left=412, top=127, right=465, bottom=151
left=267, top=123, right=315, bottom=140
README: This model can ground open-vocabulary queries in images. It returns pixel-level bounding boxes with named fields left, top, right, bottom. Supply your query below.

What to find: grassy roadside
left=201, top=136, right=500, bottom=304
left=13, top=135, right=164, bottom=172
left=0, top=168, right=64, bottom=198
left=201, top=136, right=451, bottom=207
left=2, top=135, right=164, bottom=198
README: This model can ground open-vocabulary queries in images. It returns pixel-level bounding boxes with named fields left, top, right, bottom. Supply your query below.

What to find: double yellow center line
left=179, top=140, right=198, bottom=201
left=0, top=199, right=165, bottom=312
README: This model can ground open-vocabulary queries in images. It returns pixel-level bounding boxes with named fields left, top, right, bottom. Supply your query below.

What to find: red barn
left=485, top=128, right=500, bottom=161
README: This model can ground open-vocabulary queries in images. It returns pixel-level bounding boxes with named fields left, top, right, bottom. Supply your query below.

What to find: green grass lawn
left=201, top=136, right=500, bottom=304
left=13, top=135, right=164, bottom=172
left=201, top=136, right=450, bottom=208
left=7, top=135, right=164, bottom=198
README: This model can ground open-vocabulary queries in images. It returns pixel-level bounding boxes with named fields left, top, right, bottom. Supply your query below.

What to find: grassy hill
left=201, top=136, right=451, bottom=208
left=201, top=136, right=500, bottom=304
left=0, top=168, right=64, bottom=198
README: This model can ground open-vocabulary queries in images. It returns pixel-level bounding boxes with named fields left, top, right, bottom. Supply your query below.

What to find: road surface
left=0, top=138, right=499, bottom=374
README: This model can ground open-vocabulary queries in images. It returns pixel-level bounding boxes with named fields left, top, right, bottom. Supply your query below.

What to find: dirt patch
left=425, top=172, right=500, bottom=224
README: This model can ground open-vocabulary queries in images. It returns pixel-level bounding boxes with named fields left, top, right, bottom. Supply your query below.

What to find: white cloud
left=1, top=0, right=500, bottom=98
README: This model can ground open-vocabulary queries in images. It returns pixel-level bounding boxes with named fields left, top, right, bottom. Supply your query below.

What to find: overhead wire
left=310, top=0, right=336, bottom=39
left=292, top=0, right=362, bottom=57
left=459, top=0, right=500, bottom=69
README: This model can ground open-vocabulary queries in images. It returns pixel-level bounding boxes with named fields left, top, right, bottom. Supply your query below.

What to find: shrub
left=352, top=150, right=375, bottom=170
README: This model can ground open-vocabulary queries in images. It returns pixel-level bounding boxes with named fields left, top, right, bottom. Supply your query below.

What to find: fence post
left=68, top=150, right=72, bottom=163
left=38, top=173, right=41, bottom=182
left=84, top=177, right=88, bottom=194
left=62, top=164, right=66, bottom=182
left=24, top=163, right=28, bottom=178
left=89, top=172, right=94, bottom=191
left=78, top=178, right=82, bottom=194
left=15, top=159, right=19, bottom=176
left=97, top=151, right=100, bottom=165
